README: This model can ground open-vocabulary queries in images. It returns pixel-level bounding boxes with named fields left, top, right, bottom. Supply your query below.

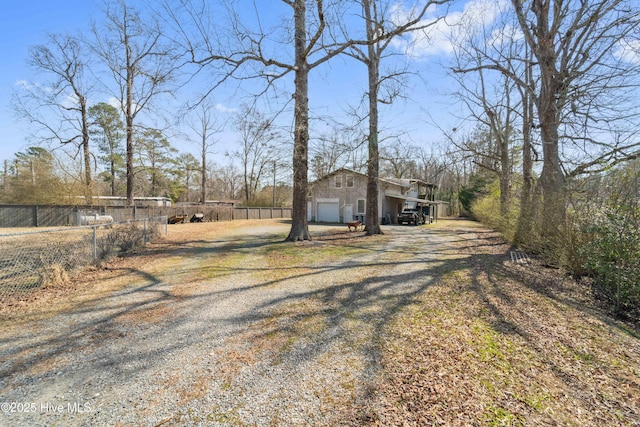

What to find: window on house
left=346, top=174, right=354, bottom=187
left=335, top=175, right=342, bottom=188
left=357, top=199, right=365, bottom=214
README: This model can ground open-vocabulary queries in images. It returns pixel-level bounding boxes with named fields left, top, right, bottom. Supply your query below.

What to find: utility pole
left=3, top=160, right=8, bottom=191
left=273, top=160, right=276, bottom=207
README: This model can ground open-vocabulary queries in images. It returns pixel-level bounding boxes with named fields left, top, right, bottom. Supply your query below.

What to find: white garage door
left=317, top=202, right=339, bottom=223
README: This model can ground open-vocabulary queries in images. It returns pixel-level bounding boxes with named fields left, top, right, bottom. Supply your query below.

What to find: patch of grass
left=518, top=390, right=553, bottom=411
left=483, top=405, right=523, bottom=427
left=262, top=237, right=376, bottom=263
left=573, top=349, right=596, bottom=363
left=202, top=406, right=245, bottom=426
left=470, top=321, right=513, bottom=367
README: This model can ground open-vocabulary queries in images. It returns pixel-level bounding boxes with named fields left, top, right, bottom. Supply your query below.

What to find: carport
left=383, top=193, right=441, bottom=224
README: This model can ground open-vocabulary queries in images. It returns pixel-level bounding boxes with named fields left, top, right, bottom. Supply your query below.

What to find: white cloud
left=14, top=80, right=32, bottom=90
left=107, top=96, right=143, bottom=114
left=391, top=0, right=510, bottom=58
left=107, top=97, right=122, bottom=110
left=62, top=93, right=80, bottom=109
left=215, top=103, right=237, bottom=113
left=14, top=80, right=50, bottom=93
left=486, top=22, right=524, bottom=51
left=614, top=39, right=640, bottom=65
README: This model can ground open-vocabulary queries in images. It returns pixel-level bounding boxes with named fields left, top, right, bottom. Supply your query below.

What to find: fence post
left=144, top=218, right=148, bottom=246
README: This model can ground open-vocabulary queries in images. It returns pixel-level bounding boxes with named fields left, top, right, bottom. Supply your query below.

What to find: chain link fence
left=0, top=216, right=167, bottom=305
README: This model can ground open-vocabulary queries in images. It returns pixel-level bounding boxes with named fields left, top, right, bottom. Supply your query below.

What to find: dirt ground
left=0, top=219, right=381, bottom=317
left=1, top=218, right=639, bottom=426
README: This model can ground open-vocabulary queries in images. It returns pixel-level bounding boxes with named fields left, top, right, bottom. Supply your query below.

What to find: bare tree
left=208, top=162, right=242, bottom=200
left=92, top=0, right=180, bottom=205
left=449, top=0, right=640, bottom=255
left=230, top=107, right=281, bottom=205
left=381, top=142, right=419, bottom=178
left=286, top=0, right=349, bottom=240
left=514, top=42, right=537, bottom=246
left=344, top=0, right=450, bottom=235
left=310, top=124, right=366, bottom=179
left=14, top=32, right=95, bottom=203
left=415, top=144, right=462, bottom=212
left=448, top=2, right=546, bottom=223
left=451, top=55, right=519, bottom=216
left=166, top=0, right=365, bottom=240
left=186, top=101, right=223, bottom=203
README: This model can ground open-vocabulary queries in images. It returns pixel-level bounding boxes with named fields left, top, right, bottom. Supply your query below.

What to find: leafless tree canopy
left=13, top=33, right=96, bottom=202
left=92, top=0, right=181, bottom=205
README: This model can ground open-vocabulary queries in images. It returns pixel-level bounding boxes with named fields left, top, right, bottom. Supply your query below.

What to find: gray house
left=308, top=168, right=440, bottom=224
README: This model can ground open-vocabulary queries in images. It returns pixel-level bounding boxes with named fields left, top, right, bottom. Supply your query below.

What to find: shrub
left=40, top=264, right=69, bottom=288
left=114, top=223, right=146, bottom=252
left=97, top=222, right=146, bottom=261
left=459, top=175, right=490, bottom=215
left=580, top=208, right=640, bottom=316
left=471, top=189, right=519, bottom=243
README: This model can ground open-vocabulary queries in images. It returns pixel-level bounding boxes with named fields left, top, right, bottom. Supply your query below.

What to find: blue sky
left=0, top=0, right=99, bottom=161
left=0, top=0, right=480, bottom=168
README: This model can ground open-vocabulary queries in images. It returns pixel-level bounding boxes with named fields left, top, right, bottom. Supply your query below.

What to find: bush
left=97, top=222, right=146, bottom=261
left=40, top=264, right=70, bottom=288
left=470, top=188, right=519, bottom=243
left=459, top=175, right=490, bottom=215
left=580, top=208, right=640, bottom=316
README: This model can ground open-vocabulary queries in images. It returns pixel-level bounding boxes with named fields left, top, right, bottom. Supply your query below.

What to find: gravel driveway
left=0, top=220, right=454, bottom=426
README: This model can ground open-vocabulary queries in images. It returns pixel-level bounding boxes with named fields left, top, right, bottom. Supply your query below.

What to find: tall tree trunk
left=498, top=130, right=510, bottom=217
left=515, top=47, right=535, bottom=246
left=515, top=0, right=565, bottom=245
left=125, top=87, right=135, bottom=205
left=81, top=98, right=92, bottom=205
left=110, top=156, right=116, bottom=196
left=244, top=168, right=251, bottom=205
left=286, top=0, right=311, bottom=242
left=537, top=29, right=565, bottom=242
left=364, top=0, right=382, bottom=235
left=201, top=134, right=206, bottom=204
left=125, top=23, right=135, bottom=206
left=515, top=118, right=534, bottom=245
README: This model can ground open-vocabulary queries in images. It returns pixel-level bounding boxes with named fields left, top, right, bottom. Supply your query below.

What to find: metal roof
left=311, top=169, right=437, bottom=189
left=384, top=193, right=440, bottom=205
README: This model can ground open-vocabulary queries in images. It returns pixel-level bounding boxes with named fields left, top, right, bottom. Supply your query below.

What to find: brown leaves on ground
left=5, top=219, right=640, bottom=426
left=351, top=222, right=640, bottom=427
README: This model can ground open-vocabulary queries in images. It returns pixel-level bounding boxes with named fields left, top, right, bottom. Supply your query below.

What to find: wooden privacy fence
left=231, top=207, right=291, bottom=220
left=0, top=204, right=292, bottom=228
